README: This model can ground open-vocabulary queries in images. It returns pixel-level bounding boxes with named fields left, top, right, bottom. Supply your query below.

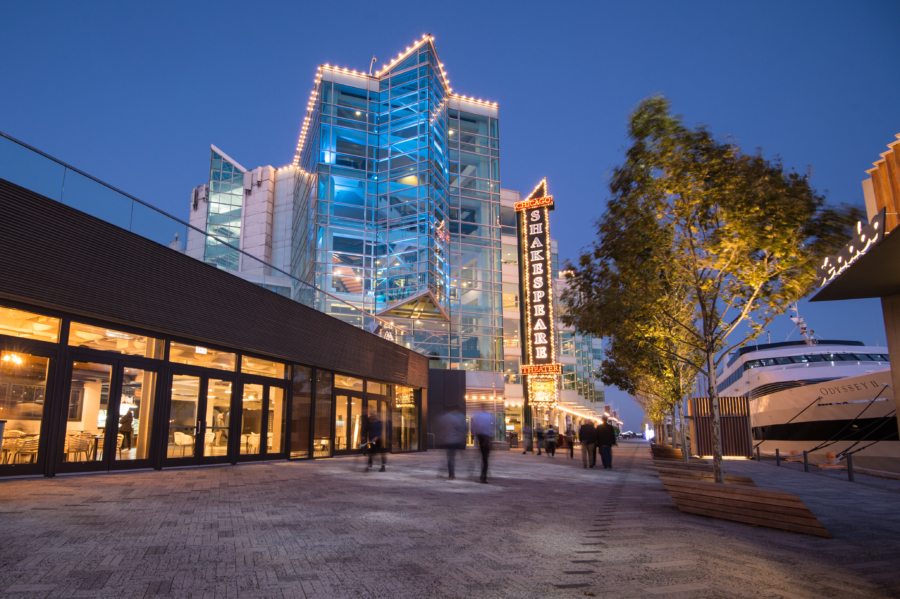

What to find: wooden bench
left=650, top=445, right=708, bottom=463
left=659, top=477, right=831, bottom=538
left=656, top=467, right=755, bottom=487
left=652, top=460, right=711, bottom=471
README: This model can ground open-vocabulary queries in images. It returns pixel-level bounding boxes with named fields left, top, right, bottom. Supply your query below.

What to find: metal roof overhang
left=811, top=229, right=900, bottom=302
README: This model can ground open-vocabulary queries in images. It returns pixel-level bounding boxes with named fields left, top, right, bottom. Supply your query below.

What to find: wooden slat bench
left=659, top=477, right=831, bottom=538
left=656, top=467, right=756, bottom=487
left=650, top=445, right=708, bottom=463
left=652, top=460, right=711, bottom=471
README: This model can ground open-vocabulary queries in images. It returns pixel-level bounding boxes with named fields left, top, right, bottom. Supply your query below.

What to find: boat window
left=852, top=354, right=872, bottom=361
left=805, top=354, right=825, bottom=362
left=879, top=354, right=891, bottom=361
left=758, top=358, right=777, bottom=366
left=774, top=357, right=793, bottom=365
left=744, top=360, right=761, bottom=369
left=789, top=356, right=808, bottom=363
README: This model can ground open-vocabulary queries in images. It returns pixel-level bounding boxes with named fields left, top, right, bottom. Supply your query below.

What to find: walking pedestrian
left=564, top=425, right=575, bottom=459
left=521, top=422, right=533, bottom=454
left=596, top=416, right=616, bottom=469
left=545, top=425, right=558, bottom=457
left=439, top=408, right=466, bottom=479
left=471, top=410, right=494, bottom=483
left=366, top=412, right=387, bottom=472
left=579, top=420, right=596, bottom=469
left=535, top=424, right=545, bottom=456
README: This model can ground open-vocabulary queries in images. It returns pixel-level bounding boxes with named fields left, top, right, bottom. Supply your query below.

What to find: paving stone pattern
left=0, top=441, right=899, bottom=598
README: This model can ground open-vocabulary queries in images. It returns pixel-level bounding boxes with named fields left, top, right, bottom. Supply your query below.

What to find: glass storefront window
left=168, top=375, right=199, bottom=458
left=268, top=387, right=285, bottom=454
left=205, top=379, right=231, bottom=457
left=392, top=386, right=418, bottom=452
left=335, top=374, right=363, bottom=391
left=367, top=381, right=391, bottom=396
left=290, top=365, right=312, bottom=459
left=240, top=383, right=264, bottom=455
left=113, top=368, right=157, bottom=461
left=0, top=351, right=50, bottom=466
left=313, top=370, right=333, bottom=457
left=69, top=322, right=164, bottom=358
left=0, top=306, right=60, bottom=343
left=63, top=362, right=112, bottom=462
left=241, top=355, right=287, bottom=379
left=169, top=342, right=236, bottom=371
left=502, top=284, right=519, bottom=312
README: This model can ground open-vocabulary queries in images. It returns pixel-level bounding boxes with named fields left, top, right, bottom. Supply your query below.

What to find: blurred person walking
left=564, top=425, right=575, bottom=459
left=535, top=424, right=545, bottom=456
left=471, top=410, right=494, bottom=484
left=545, top=425, right=558, bottom=457
left=521, top=422, right=532, bottom=454
left=596, top=416, right=616, bottom=469
left=439, top=408, right=467, bottom=479
left=366, top=412, right=387, bottom=472
left=579, top=420, right=596, bottom=469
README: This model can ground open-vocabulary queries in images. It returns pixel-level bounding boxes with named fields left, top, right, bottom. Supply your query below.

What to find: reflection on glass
left=290, top=365, right=312, bottom=458
left=350, top=397, right=361, bottom=450
left=367, top=381, right=391, bottom=396
left=240, top=383, right=263, bottom=455
left=0, top=351, right=50, bottom=466
left=314, top=370, right=333, bottom=457
left=113, top=368, right=156, bottom=461
left=241, top=356, right=287, bottom=379
left=69, top=322, right=164, bottom=358
left=205, top=379, right=231, bottom=457
left=169, top=342, right=235, bottom=371
left=168, top=375, right=199, bottom=458
left=334, top=375, right=363, bottom=391
left=393, top=386, right=418, bottom=452
left=334, top=394, right=349, bottom=451
left=0, top=305, right=60, bottom=343
left=268, top=387, right=285, bottom=454
left=64, top=362, right=112, bottom=462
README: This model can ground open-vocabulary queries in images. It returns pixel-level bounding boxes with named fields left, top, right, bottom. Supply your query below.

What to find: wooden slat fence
left=688, top=397, right=752, bottom=458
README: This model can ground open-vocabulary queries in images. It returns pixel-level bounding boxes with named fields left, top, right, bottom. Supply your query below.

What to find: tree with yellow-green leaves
left=562, top=97, right=860, bottom=483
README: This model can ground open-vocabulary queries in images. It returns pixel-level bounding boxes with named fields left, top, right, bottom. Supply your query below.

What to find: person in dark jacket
left=578, top=420, right=596, bottom=468
left=545, top=425, right=558, bottom=457
left=366, top=413, right=387, bottom=472
left=534, top=424, right=545, bottom=456
left=596, top=416, right=617, bottom=469
left=119, top=411, right=134, bottom=450
left=564, top=425, right=575, bottom=459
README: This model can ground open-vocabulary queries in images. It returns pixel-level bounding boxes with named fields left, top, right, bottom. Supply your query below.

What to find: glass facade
left=0, top=300, right=423, bottom=477
left=292, top=38, right=503, bottom=374
left=205, top=149, right=245, bottom=270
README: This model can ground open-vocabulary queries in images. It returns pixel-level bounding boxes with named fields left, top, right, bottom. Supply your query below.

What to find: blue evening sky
left=2, top=1, right=899, bottom=429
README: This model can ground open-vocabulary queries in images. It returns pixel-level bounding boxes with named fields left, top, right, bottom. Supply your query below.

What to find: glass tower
left=292, top=36, right=503, bottom=373
left=204, top=147, right=246, bottom=270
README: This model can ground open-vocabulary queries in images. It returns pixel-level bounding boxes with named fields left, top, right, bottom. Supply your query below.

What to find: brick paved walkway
left=0, top=441, right=899, bottom=598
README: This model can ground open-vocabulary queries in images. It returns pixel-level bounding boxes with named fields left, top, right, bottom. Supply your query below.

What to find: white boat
left=717, top=337, right=899, bottom=473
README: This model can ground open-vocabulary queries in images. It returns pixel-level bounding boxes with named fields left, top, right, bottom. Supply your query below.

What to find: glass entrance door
left=57, top=358, right=160, bottom=474
left=334, top=392, right=364, bottom=454
left=165, top=371, right=233, bottom=466
left=237, top=381, right=287, bottom=460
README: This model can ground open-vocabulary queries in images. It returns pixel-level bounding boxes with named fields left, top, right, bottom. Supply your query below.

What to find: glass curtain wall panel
left=205, top=149, right=246, bottom=271
left=0, top=351, right=50, bottom=465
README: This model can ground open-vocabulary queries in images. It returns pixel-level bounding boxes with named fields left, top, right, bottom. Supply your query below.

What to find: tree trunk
left=706, top=352, right=724, bottom=483
left=679, top=396, right=691, bottom=462
left=670, top=409, right=676, bottom=448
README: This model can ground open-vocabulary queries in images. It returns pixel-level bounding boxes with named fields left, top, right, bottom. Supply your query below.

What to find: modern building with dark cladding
left=0, top=171, right=429, bottom=478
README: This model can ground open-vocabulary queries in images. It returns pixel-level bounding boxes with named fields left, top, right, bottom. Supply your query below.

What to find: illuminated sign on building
left=517, top=179, right=561, bottom=409
left=816, top=209, right=886, bottom=287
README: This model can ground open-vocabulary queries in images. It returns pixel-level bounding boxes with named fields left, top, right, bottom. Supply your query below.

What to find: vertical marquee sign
left=516, top=179, right=561, bottom=410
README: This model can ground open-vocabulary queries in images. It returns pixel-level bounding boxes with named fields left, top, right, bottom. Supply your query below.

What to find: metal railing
left=0, top=131, right=412, bottom=343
